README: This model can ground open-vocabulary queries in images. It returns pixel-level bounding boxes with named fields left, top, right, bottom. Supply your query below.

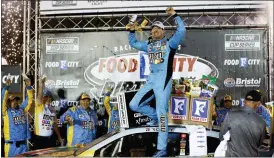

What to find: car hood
left=17, top=147, right=79, bottom=157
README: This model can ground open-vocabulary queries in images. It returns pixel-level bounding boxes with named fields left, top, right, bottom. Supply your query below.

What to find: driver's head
left=223, top=95, right=232, bottom=109
left=244, top=90, right=261, bottom=109
left=42, top=90, right=52, bottom=104
left=79, top=93, right=91, bottom=110
left=151, top=21, right=165, bottom=40
left=8, top=95, right=20, bottom=109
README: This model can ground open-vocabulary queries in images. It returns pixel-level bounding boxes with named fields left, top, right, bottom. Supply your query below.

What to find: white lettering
left=224, top=59, right=260, bottom=66
left=113, top=45, right=132, bottom=52
left=235, top=78, right=261, bottom=87
left=45, top=61, right=79, bottom=68
left=56, top=39, right=74, bottom=44
left=235, top=35, right=255, bottom=41
left=232, top=100, right=239, bottom=106
left=2, top=74, right=20, bottom=84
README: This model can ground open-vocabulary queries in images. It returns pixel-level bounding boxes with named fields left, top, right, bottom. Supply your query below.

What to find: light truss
left=39, top=11, right=269, bottom=32
left=23, top=1, right=39, bottom=147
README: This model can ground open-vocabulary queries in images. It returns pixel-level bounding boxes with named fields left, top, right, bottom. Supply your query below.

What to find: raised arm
left=1, top=80, right=11, bottom=116
left=36, top=77, right=45, bottom=105
left=128, top=23, right=148, bottom=52
left=167, top=8, right=186, bottom=49
left=20, top=79, right=34, bottom=112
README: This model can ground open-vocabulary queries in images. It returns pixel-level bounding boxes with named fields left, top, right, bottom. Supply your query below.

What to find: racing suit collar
left=79, top=105, right=91, bottom=112
left=152, top=36, right=166, bottom=42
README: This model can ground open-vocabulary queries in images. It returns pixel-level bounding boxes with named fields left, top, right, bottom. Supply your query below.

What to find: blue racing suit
left=103, top=94, right=120, bottom=133
left=60, top=106, right=97, bottom=147
left=2, top=85, right=33, bottom=157
left=128, top=14, right=186, bottom=151
left=256, top=104, right=271, bottom=133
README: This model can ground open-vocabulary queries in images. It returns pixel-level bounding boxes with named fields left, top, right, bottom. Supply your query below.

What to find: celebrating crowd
left=1, top=7, right=273, bottom=157
left=1, top=75, right=104, bottom=157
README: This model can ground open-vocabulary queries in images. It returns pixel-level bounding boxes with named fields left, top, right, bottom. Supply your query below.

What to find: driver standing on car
left=103, top=87, right=120, bottom=133
left=60, top=93, right=98, bottom=147
left=128, top=7, right=186, bottom=157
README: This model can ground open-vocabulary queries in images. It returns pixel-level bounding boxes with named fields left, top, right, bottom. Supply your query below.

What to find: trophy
left=126, top=15, right=148, bottom=32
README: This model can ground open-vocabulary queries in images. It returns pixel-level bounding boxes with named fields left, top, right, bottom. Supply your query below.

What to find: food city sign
left=84, top=52, right=219, bottom=101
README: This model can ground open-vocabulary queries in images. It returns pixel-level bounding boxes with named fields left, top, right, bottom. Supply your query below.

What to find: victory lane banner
left=40, top=29, right=268, bottom=106
left=1, top=65, right=21, bottom=93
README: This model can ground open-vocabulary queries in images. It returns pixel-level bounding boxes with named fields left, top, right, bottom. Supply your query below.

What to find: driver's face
left=151, top=26, right=164, bottom=40
left=11, top=99, right=19, bottom=108
left=224, top=100, right=232, bottom=109
left=80, top=99, right=91, bottom=109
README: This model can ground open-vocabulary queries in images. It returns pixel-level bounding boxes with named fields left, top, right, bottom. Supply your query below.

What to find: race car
left=17, top=125, right=220, bottom=157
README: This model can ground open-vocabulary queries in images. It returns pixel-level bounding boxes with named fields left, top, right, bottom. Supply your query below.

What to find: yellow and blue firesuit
left=60, top=106, right=97, bottom=147
left=103, top=93, right=120, bottom=133
left=2, top=85, right=33, bottom=157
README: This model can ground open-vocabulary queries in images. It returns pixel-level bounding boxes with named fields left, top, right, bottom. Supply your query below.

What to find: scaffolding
left=23, top=1, right=273, bottom=146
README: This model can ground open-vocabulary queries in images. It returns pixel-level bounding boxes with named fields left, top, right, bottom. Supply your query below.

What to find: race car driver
left=128, top=7, right=186, bottom=157
left=2, top=75, right=33, bottom=157
left=103, top=88, right=120, bottom=133
left=60, top=93, right=98, bottom=147
left=34, top=76, right=63, bottom=149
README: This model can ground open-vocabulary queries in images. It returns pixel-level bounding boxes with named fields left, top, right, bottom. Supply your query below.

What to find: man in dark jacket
left=220, top=90, right=266, bottom=157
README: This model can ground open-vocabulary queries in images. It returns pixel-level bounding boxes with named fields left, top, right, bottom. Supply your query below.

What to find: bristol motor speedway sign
left=40, top=29, right=268, bottom=104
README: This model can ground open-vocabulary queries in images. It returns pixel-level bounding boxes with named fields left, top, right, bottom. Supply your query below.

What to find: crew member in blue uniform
left=216, top=95, right=232, bottom=126
left=128, top=7, right=186, bottom=157
left=103, top=88, right=120, bottom=133
left=60, top=93, right=97, bottom=147
left=2, top=77, right=33, bottom=157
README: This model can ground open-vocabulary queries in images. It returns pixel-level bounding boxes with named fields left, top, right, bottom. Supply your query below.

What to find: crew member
left=219, top=90, right=266, bottom=156
left=2, top=76, right=33, bottom=157
left=34, top=76, right=63, bottom=149
left=60, top=93, right=98, bottom=147
left=216, top=95, right=232, bottom=126
left=128, top=7, right=186, bottom=157
left=103, top=88, right=120, bottom=133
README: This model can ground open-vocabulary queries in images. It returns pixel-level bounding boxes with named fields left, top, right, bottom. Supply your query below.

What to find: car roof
left=75, top=125, right=219, bottom=156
